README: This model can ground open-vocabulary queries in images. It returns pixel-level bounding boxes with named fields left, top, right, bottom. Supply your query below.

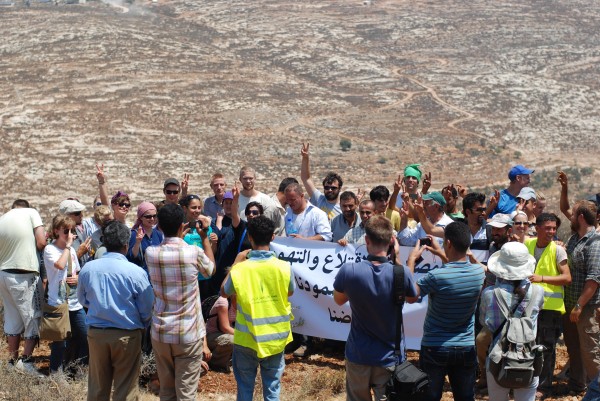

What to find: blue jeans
left=420, top=345, right=477, bottom=401
left=583, top=374, right=600, bottom=401
left=50, top=308, right=89, bottom=373
left=232, top=344, right=285, bottom=401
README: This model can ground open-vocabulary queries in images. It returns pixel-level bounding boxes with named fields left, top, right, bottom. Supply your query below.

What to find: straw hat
left=487, top=242, right=536, bottom=280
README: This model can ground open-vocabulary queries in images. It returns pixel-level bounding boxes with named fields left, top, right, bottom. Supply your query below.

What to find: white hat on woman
left=487, top=242, right=536, bottom=280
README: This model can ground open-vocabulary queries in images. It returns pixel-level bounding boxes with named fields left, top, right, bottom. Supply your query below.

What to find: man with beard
left=330, top=191, right=360, bottom=242
left=236, top=166, right=281, bottom=231
left=563, top=200, right=600, bottom=394
left=338, top=200, right=376, bottom=246
left=524, top=213, right=571, bottom=397
left=462, top=192, right=489, bottom=251
left=300, top=142, right=343, bottom=220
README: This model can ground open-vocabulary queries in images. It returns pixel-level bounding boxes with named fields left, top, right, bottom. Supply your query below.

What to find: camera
left=189, top=220, right=204, bottom=230
left=419, top=237, right=432, bottom=247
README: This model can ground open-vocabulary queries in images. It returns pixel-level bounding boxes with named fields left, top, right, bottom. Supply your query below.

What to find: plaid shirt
left=343, top=223, right=367, bottom=245
left=565, top=229, right=600, bottom=309
left=480, top=279, right=544, bottom=336
left=146, top=237, right=215, bottom=344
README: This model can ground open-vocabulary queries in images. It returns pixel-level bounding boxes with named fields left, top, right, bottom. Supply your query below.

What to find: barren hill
left=1, top=0, right=599, bottom=220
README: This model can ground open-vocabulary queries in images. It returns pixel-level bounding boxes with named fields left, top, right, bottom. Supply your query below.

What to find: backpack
left=201, top=295, right=222, bottom=323
left=488, top=285, right=544, bottom=389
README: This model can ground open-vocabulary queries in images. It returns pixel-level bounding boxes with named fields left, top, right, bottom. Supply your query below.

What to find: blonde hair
left=49, top=215, right=75, bottom=240
left=94, top=205, right=113, bottom=225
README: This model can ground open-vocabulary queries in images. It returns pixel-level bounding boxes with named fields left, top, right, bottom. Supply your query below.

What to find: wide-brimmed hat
left=487, top=242, right=536, bottom=280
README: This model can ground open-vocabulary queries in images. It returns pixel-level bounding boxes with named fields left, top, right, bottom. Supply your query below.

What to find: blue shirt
left=77, top=252, right=154, bottom=330
left=127, top=228, right=164, bottom=272
left=417, top=261, right=484, bottom=347
left=333, top=261, right=418, bottom=367
left=203, top=196, right=223, bottom=221
left=489, top=189, right=519, bottom=217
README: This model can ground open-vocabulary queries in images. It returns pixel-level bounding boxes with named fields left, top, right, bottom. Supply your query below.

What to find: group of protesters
left=0, top=142, right=599, bottom=401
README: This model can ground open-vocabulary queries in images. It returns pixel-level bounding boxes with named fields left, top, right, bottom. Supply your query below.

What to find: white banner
left=270, top=237, right=488, bottom=350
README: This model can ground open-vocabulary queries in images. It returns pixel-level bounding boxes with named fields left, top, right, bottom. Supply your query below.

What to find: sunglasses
left=118, top=202, right=131, bottom=209
left=142, top=214, right=157, bottom=220
left=324, top=186, right=339, bottom=191
left=62, top=228, right=77, bottom=235
left=165, top=190, right=180, bottom=195
left=70, top=211, right=82, bottom=216
left=246, top=210, right=260, bottom=216
left=471, top=207, right=486, bottom=213
left=513, top=222, right=528, bottom=226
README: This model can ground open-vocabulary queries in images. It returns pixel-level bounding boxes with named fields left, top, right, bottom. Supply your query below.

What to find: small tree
left=340, top=139, right=352, bottom=152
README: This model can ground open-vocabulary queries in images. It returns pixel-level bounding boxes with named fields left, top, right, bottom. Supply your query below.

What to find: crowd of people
left=0, top=142, right=599, bottom=401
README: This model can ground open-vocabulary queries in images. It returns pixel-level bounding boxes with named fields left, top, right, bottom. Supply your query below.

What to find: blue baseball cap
left=508, top=165, right=535, bottom=181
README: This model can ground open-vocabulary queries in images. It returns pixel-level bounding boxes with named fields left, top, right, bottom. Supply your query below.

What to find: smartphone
left=419, top=237, right=432, bottom=247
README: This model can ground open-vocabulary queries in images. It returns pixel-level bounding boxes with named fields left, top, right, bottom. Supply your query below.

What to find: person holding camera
left=146, top=204, right=216, bottom=401
left=334, top=215, right=418, bottom=401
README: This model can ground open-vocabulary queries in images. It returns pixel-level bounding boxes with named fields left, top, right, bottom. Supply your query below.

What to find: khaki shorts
left=0, top=271, right=42, bottom=338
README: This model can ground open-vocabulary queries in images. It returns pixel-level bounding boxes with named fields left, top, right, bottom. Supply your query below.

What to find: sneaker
left=293, top=345, right=309, bottom=358
left=16, top=357, right=45, bottom=378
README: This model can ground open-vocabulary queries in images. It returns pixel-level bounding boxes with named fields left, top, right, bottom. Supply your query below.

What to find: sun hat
left=487, top=242, right=536, bottom=280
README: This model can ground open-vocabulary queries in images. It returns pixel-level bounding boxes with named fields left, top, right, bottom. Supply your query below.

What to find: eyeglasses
left=70, top=211, right=82, bottom=216
left=246, top=210, right=260, bottom=216
left=513, top=222, right=528, bottom=226
left=142, top=214, right=157, bottom=220
left=118, top=202, right=131, bottom=209
left=471, top=207, right=486, bottom=213
left=62, top=228, right=77, bottom=235
left=324, top=186, right=339, bottom=191
left=165, top=190, right=180, bottom=195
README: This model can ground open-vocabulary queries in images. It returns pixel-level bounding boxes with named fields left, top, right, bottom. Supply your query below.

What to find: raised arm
left=557, top=171, right=572, bottom=220
left=300, top=142, right=318, bottom=198
left=389, top=174, right=403, bottom=212
left=96, top=163, right=110, bottom=206
left=231, top=182, right=241, bottom=229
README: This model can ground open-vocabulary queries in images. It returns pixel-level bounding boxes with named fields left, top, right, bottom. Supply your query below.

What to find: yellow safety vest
left=525, top=239, right=566, bottom=314
left=230, top=256, right=294, bottom=358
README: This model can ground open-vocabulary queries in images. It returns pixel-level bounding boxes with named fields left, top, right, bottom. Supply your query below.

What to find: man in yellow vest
left=220, top=215, right=294, bottom=401
left=525, top=212, right=572, bottom=397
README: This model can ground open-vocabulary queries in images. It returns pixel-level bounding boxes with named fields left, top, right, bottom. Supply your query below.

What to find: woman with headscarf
left=127, top=201, right=163, bottom=273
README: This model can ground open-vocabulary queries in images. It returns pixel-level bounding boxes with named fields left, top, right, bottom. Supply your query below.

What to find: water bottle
left=286, top=218, right=298, bottom=236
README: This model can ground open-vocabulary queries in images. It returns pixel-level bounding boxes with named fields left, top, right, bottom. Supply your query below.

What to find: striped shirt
left=417, top=261, right=485, bottom=347
left=146, top=237, right=215, bottom=344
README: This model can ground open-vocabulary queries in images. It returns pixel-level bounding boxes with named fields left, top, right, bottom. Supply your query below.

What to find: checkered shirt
left=565, top=230, right=600, bottom=309
left=146, top=237, right=214, bottom=344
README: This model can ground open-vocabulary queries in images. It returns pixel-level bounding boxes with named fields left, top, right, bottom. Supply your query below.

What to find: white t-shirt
left=284, top=204, right=333, bottom=241
left=0, top=208, right=43, bottom=272
left=238, top=191, right=283, bottom=234
left=43, top=243, right=82, bottom=311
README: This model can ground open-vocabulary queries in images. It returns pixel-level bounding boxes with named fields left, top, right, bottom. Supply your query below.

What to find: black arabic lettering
left=322, top=254, right=333, bottom=273
left=328, top=308, right=352, bottom=324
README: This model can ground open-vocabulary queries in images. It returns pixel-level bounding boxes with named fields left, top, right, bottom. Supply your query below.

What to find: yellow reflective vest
left=525, top=239, right=566, bottom=314
left=230, top=255, right=293, bottom=358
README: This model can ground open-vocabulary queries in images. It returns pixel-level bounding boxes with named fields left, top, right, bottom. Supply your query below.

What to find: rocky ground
left=0, top=0, right=599, bottom=221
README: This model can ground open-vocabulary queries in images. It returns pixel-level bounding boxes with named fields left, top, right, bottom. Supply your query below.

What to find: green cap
left=403, top=164, right=422, bottom=181
left=422, top=191, right=446, bottom=207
